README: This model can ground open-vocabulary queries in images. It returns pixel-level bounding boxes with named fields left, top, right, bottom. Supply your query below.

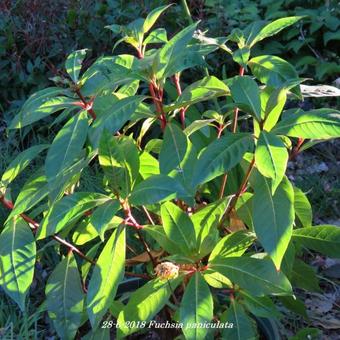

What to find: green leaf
left=233, top=47, right=250, bottom=68
left=291, top=259, right=320, bottom=292
left=87, top=226, right=125, bottom=328
left=292, top=225, right=340, bottom=258
left=7, top=171, right=48, bottom=219
left=99, top=131, right=139, bottom=198
left=221, top=299, right=258, bottom=340
left=159, top=124, right=197, bottom=197
left=255, top=131, right=288, bottom=193
left=46, top=253, right=84, bottom=340
left=153, top=22, right=198, bottom=79
left=89, top=96, right=146, bottom=147
left=209, top=257, right=292, bottom=296
left=144, top=225, right=182, bottom=255
left=279, top=296, right=308, bottom=319
left=9, top=87, right=74, bottom=128
left=144, top=28, right=168, bottom=45
left=230, top=76, right=261, bottom=120
left=248, top=55, right=301, bottom=98
left=143, top=5, right=171, bottom=34
left=209, top=231, right=256, bottom=262
left=129, top=174, right=183, bottom=205
left=90, top=200, right=120, bottom=241
left=45, top=110, right=88, bottom=191
left=202, top=269, right=232, bottom=288
left=161, top=202, right=197, bottom=257
left=160, top=124, right=188, bottom=174
left=117, top=278, right=182, bottom=337
left=1, top=144, right=49, bottom=188
left=0, top=218, right=36, bottom=311
left=193, top=133, right=253, bottom=186
left=139, top=151, right=159, bottom=179
left=166, top=76, right=229, bottom=112
left=37, top=192, right=112, bottom=239
left=191, top=199, right=230, bottom=257
left=240, top=291, right=282, bottom=319
left=252, top=175, right=294, bottom=269
left=65, top=49, right=88, bottom=83
left=293, top=187, right=312, bottom=227
left=262, top=87, right=288, bottom=131
left=249, top=17, right=304, bottom=47
left=272, top=109, right=340, bottom=139
left=179, top=272, right=213, bottom=340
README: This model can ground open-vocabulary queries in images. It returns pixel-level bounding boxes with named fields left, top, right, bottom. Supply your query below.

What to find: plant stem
left=173, top=73, right=187, bottom=129
left=220, top=158, right=256, bottom=227
left=0, top=194, right=152, bottom=279
left=75, top=88, right=96, bottom=120
left=181, top=0, right=194, bottom=24
left=218, top=66, right=245, bottom=198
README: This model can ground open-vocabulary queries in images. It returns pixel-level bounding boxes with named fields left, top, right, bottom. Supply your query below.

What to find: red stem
left=173, top=74, right=186, bottom=129
left=75, top=88, right=96, bottom=120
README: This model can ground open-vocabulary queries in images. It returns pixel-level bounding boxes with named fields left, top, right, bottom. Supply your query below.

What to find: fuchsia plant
left=1, top=5, right=340, bottom=339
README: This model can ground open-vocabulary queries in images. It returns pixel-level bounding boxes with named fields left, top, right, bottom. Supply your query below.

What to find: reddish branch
left=74, top=88, right=96, bottom=120
left=289, top=137, right=304, bottom=160
left=173, top=73, right=187, bottom=129
left=0, top=195, right=151, bottom=279
left=137, top=48, right=167, bottom=130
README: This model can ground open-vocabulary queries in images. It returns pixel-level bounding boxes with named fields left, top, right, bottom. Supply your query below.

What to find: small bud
left=155, top=262, right=179, bottom=280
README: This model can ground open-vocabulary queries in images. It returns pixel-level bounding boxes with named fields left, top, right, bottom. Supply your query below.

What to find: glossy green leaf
left=0, top=218, right=36, bottom=311
left=160, top=124, right=188, bottom=174
left=222, top=300, right=258, bottom=340
left=292, top=225, right=340, bottom=257
left=144, top=28, right=168, bottom=45
left=153, top=22, right=198, bottom=79
left=233, top=47, right=250, bottom=68
left=262, top=87, right=288, bottom=131
left=90, top=200, right=120, bottom=241
left=203, top=269, right=232, bottom=288
left=129, top=174, right=183, bottom=205
left=87, top=226, right=125, bottom=328
left=293, top=187, right=312, bottom=227
left=248, top=55, right=301, bottom=97
left=90, top=96, right=146, bottom=147
left=9, top=87, right=74, bottom=128
left=117, top=277, right=182, bottom=337
left=166, top=76, right=229, bottom=111
left=255, top=131, right=288, bottom=193
left=252, top=175, right=294, bottom=269
left=191, top=199, right=230, bottom=257
left=240, top=291, right=282, bottom=319
left=65, top=49, right=87, bottom=83
left=144, top=225, right=182, bottom=254
left=37, top=192, right=112, bottom=239
left=272, top=109, right=340, bottom=139
left=161, top=202, right=197, bottom=256
left=249, top=17, right=304, bottom=47
left=179, top=273, right=213, bottom=340
left=143, top=5, right=171, bottom=34
left=230, top=76, right=261, bottom=120
left=209, top=231, right=256, bottom=262
left=139, top=151, right=159, bottom=179
left=209, top=257, right=292, bottom=296
left=8, top=171, right=48, bottom=219
left=279, top=296, right=308, bottom=319
left=159, top=124, right=197, bottom=197
left=1, top=144, right=49, bottom=188
left=193, top=133, right=253, bottom=186
left=99, top=131, right=139, bottom=198
left=46, top=253, right=84, bottom=340
left=45, top=110, right=88, bottom=190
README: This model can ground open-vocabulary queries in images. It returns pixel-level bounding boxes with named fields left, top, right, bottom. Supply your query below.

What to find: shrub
left=1, top=5, right=340, bottom=339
